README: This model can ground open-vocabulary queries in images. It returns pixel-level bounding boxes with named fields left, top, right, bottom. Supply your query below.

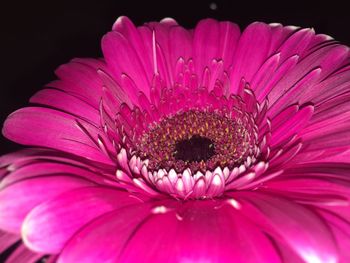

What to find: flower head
left=1, top=17, right=350, bottom=262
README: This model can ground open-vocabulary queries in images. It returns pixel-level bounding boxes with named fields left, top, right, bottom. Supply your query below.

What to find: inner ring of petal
left=135, top=109, right=252, bottom=173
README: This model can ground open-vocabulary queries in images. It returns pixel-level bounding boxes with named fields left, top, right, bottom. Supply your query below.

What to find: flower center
left=174, top=135, right=215, bottom=163
left=135, top=109, right=252, bottom=173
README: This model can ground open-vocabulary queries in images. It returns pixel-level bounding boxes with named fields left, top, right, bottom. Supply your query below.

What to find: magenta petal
left=230, top=22, right=271, bottom=93
left=193, top=19, right=220, bottom=77
left=53, top=59, right=106, bottom=108
left=2, top=107, right=114, bottom=165
left=30, top=88, right=100, bottom=125
left=267, top=24, right=298, bottom=54
left=217, top=21, right=240, bottom=69
left=235, top=192, right=338, bottom=263
left=0, top=176, right=94, bottom=233
left=277, top=28, right=315, bottom=62
left=0, top=231, right=19, bottom=254
left=320, top=211, right=350, bottom=263
left=168, top=26, right=193, bottom=74
left=0, top=148, right=117, bottom=188
left=112, top=16, right=153, bottom=84
left=1, top=161, right=107, bottom=188
left=57, top=202, right=154, bottom=263
left=265, top=177, right=350, bottom=215
left=274, top=243, right=306, bottom=263
left=22, top=186, right=141, bottom=253
left=59, top=200, right=280, bottom=263
left=5, top=244, right=44, bottom=263
left=102, top=31, right=151, bottom=96
left=270, top=105, right=314, bottom=146
left=118, top=201, right=281, bottom=263
left=268, top=45, right=349, bottom=108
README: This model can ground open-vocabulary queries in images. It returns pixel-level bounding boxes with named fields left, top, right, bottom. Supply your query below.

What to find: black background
left=0, top=0, right=349, bottom=155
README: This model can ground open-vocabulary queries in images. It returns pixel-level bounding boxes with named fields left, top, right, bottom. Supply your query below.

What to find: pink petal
left=2, top=107, right=114, bottom=165
left=192, top=19, right=239, bottom=79
left=277, top=28, right=315, bottom=62
left=59, top=200, right=280, bottom=263
left=273, top=243, right=306, bottom=263
left=265, top=177, right=350, bottom=209
left=250, top=52, right=281, bottom=92
left=57, top=202, right=154, bottom=263
left=0, top=231, right=19, bottom=254
left=0, top=175, right=94, bottom=233
left=53, top=58, right=106, bottom=108
left=217, top=21, right=240, bottom=69
left=118, top=201, right=281, bottom=263
left=235, top=192, right=338, bottom=263
left=270, top=105, right=314, bottom=146
left=168, top=26, right=193, bottom=75
left=144, top=22, right=177, bottom=87
left=193, top=19, right=220, bottom=78
left=112, top=16, right=153, bottom=81
left=22, top=186, right=141, bottom=253
left=268, top=44, right=349, bottom=107
left=301, top=111, right=350, bottom=141
left=30, top=88, right=100, bottom=125
left=230, top=22, right=272, bottom=93
left=1, top=160, right=113, bottom=188
left=5, top=244, right=43, bottom=263
left=255, top=54, right=299, bottom=102
left=310, top=68, right=350, bottom=105
left=320, top=211, right=350, bottom=263
left=0, top=148, right=116, bottom=182
left=313, top=92, right=350, bottom=123
left=102, top=31, right=151, bottom=97
left=267, top=24, right=298, bottom=54
left=268, top=67, right=321, bottom=116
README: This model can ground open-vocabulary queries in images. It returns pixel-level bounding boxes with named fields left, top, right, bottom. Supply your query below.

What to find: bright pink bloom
left=1, top=17, right=350, bottom=262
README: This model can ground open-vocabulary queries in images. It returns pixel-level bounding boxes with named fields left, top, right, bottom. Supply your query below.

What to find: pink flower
left=1, top=16, right=350, bottom=262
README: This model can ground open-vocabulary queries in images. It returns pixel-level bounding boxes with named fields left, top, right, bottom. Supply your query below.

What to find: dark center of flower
left=135, top=109, right=252, bottom=173
left=174, top=135, right=215, bottom=163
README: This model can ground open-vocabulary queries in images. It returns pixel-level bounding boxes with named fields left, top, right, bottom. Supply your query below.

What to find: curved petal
left=0, top=175, right=94, bottom=233
left=0, top=231, right=19, bottom=254
left=268, top=44, right=349, bottom=109
left=234, top=192, right=338, bottom=263
left=230, top=22, right=272, bottom=93
left=52, top=58, right=107, bottom=109
left=57, top=202, right=154, bottom=263
left=30, top=88, right=100, bottom=125
left=102, top=31, right=151, bottom=97
left=5, top=244, right=43, bottom=263
left=2, top=107, right=115, bottom=165
left=118, top=201, right=281, bottom=263
left=22, top=186, right=143, bottom=253
left=112, top=16, right=153, bottom=85
left=270, top=105, right=314, bottom=147
left=192, top=19, right=220, bottom=77
left=320, top=211, right=350, bottom=263
left=168, top=26, right=193, bottom=75
left=59, top=200, right=280, bottom=263
left=1, top=161, right=108, bottom=188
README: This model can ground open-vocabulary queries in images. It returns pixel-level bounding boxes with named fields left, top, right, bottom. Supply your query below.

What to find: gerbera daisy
left=0, top=16, right=350, bottom=262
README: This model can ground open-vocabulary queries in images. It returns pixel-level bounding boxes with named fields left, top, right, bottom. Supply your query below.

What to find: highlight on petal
left=22, top=187, right=142, bottom=253
left=0, top=175, right=95, bottom=233
left=59, top=200, right=281, bottom=263
left=2, top=107, right=115, bottom=165
left=234, top=192, right=339, bottom=263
